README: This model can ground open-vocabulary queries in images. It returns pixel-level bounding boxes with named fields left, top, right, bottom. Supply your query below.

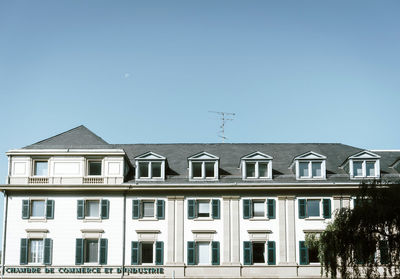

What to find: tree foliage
left=306, top=181, right=400, bottom=279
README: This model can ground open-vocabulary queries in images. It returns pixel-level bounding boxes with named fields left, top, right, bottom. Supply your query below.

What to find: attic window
left=348, top=151, right=380, bottom=179
left=188, top=152, right=219, bottom=181
left=135, top=152, right=166, bottom=181
left=293, top=152, right=326, bottom=180
left=241, top=152, right=273, bottom=180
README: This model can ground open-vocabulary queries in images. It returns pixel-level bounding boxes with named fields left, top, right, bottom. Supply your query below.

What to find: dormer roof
left=188, top=151, right=219, bottom=161
left=241, top=151, right=273, bottom=160
left=135, top=151, right=166, bottom=160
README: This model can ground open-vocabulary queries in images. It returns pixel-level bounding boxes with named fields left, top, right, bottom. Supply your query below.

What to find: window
left=298, top=161, right=323, bottom=179
left=77, top=199, right=109, bottom=220
left=243, top=199, right=276, bottom=219
left=244, top=161, right=270, bottom=179
left=132, top=199, right=165, bottom=220
left=298, top=199, right=331, bottom=219
left=187, top=241, right=220, bottom=265
left=241, top=151, right=273, bottom=180
left=33, top=161, right=48, bottom=176
left=22, top=199, right=54, bottom=219
left=131, top=241, right=164, bottom=265
left=137, top=161, right=163, bottom=179
left=352, top=160, right=378, bottom=178
left=187, top=199, right=220, bottom=219
left=88, top=161, right=102, bottom=176
left=299, top=241, right=319, bottom=265
left=20, top=238, right=52, bottom=265
left=75, top=238, right=108, bottom=265
left=189, top=161, right=218, bottom=180
left=243, top=241, right=275, bottom=265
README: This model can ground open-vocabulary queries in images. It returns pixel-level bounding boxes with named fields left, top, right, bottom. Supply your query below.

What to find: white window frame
left=189, top=161, right=218, bottom=181
left=29, top=199, right=47, bottom=219
left=296, top=160, right=325, bottom=179
left=32, top=160, right=49, bottom=177
left=251, top=241, right=266, bottom=264
left=196, top=241, right=211, bottom=265
left=86, top=159, right=103, bottom=177
left=83, top=238, right=100, bottom=264
left=242, top=160, right=272, bottom=180
left=350, top=160, right=380, bottom=179
left=304, top=199, right=322, bottom=219
left=141, top=200, right=156, bottom=219
left=135, top=161, right=165, bottom=180
left=84, top=199, right=101, bottom=219
left=28, top=238, right=44, bottom=264
left=196, top=200, right=211, bottom=218
left=139, top=242, right=155, bottom=264
left=251, top=199, right=266, bottom=219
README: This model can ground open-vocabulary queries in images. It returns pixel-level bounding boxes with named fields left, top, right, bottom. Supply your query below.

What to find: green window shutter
left=131, top=241, right=139, bottom=265
left=99, top=238, right=108, bottom=265
left=22, top=200, right=30, bottom=219
left=20, top=238, right=28, bottom=265
left=298, top=199, right=306, bottom=219
left=267, top=199, right=275, bottom=219
left=187, top=241, right=196, bottom=265
left=267, top=241, right=276, bottom=265
left=155, top=241, right=164, bottom=265
left=212, top=199, right=220, bottom=219
left=299, top=241, right=308, bottom=265
left=188, top=200, right=195, bottom=219
left=157, top=200, right=165, bottom=220
left=212, top=241, right=220, bottom=265
left=77, top=200, right=85, bottom=219
left=75, top=239, right=84, bottom=265
left=46, top=200, right=54, bottom=219
left=101, top=200, right=109, bottom=219
left=379, top=240, right=389, bottom=264
left=132, top=200, right=140, bottom=219
left=243, top=199, right=251, bottom=219
left=243, top=241, right=252, bottom=265
left=323, top=199, right=331, bottom=219
left=44, top=238, right=52, bottom=265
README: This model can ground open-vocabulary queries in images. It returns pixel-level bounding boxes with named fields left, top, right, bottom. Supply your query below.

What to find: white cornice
left=6, top=149, right=126, bottom=156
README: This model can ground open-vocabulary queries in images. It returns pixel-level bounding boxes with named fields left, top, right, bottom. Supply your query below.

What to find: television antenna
left=209, top=111, right=236, bottom=143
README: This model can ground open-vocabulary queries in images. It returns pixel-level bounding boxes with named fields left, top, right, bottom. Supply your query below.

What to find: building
left=1, top=125, right=399, bottom=278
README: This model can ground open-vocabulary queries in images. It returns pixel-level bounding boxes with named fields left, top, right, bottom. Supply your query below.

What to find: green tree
left=306, top=181, right=400, bottom=279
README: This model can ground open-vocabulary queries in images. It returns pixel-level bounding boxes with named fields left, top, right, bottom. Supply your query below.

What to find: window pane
left=142, top=202, right=154, bottom=217
left=29, top=239, right=44, bottom=263
left=139, top=162, right=149, bottom=178
left=312, top=162, right=322, bottom=177
left=141, top=243, right=153, bottom=263
left=252, top=201, right=264, bottom=217
left=198, top=201, right=209, bottom=217
left=252, top=242, right=265, bottom=263
left=299, top=162, right=309, bottom=177
left=353, top=162, right=363, bottom=176
left=366, top=162, right=375, bottom=177
left=205, top=162, right=214, bottom=178
left=246, top=162, right=256, bottom=178
left=192, top=162, right=202, bottom=178
left=34, top=161, right=48, bottom=176
left=308, top=246, right=320, bottom=263
left=307, top=200, right=320, bottom=217
left=31, top=200, right=45, bottom=217
left=151, top=162, right=161, bottom=178
left=85, top=239, right=98, bottom=263
left=259, top=163, right=268, bottom=178
left=197, top=243, right=210, bottom=264
left=88, top=161, right=102, bottom=176
left=85, top=201, right=99, bottom=217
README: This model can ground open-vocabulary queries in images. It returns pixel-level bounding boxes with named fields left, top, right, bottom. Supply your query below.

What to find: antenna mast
left=209, top=111, right=236, bottom=143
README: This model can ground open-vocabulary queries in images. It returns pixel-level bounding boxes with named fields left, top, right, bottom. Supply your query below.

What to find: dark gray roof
left=20, top=126, right=400, bottom=183
left=24, top=125, right=110, bottom=149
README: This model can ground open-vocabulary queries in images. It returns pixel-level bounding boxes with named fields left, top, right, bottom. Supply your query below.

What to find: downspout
left=1, top=191, right=8, bottom=279
left=121, top=191, right=126, bottom=278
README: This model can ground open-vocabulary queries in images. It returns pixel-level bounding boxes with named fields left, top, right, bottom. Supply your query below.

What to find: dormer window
left=348, top=151, right=380, bottom=179
left=293, top=151, right=326, bottom=180
left=135, top=152, right=166, bottom=180
left=188, top=152, right=219, bottom=180
left=241, top=152, right=273, bottom=180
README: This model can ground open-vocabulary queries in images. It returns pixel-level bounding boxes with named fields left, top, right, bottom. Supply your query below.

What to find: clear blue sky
left=0, top=0, right=399, bottom=238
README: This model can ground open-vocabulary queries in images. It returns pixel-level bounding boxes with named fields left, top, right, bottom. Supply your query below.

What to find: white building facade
left=1, top=125, right=399, bottom=278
